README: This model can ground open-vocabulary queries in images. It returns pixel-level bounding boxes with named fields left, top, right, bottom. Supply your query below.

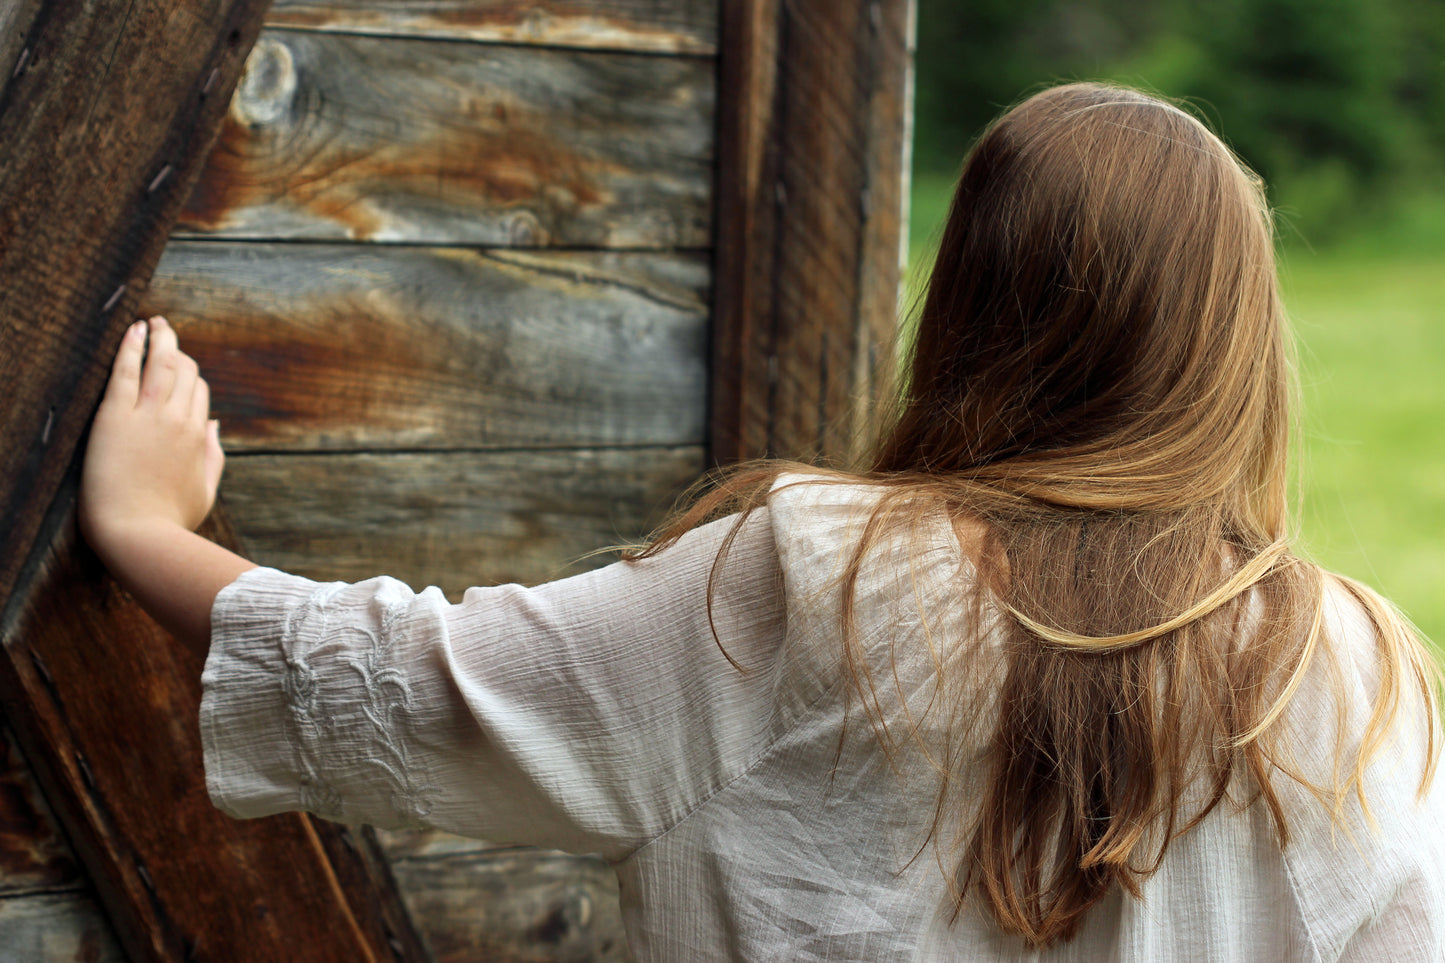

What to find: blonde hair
left=635, top=82, right=1441, bottom=947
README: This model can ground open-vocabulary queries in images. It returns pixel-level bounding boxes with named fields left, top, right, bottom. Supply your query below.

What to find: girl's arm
left=79, top=316, right=256, bottom=647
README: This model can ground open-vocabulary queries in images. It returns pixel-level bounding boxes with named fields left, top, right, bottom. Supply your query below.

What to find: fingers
left=103, top=320, right=147, bottom=407
left=140, top=316, right=185, bottom=404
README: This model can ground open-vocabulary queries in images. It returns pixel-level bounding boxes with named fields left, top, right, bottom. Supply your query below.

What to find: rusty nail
left=41, top=406, right=54, bottom=445
left=76, top=752, right=98, bottom=793
left=136, top=862, right=156, bottom=894
left=11, top=47, right=29, bottom=79
left=147, top=164, right=173, bottom=194
left=30, top=651, right=55, bottom=690
left=201, top=67, right=219, bottom=96
left=102, top=284, right=126, bottom=313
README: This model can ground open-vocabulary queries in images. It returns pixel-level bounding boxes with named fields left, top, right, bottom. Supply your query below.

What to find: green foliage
left=913, top=0, right=1445, bottom=243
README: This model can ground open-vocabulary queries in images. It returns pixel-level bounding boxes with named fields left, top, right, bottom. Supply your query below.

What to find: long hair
left=636, top=82, right=1441, bottom=947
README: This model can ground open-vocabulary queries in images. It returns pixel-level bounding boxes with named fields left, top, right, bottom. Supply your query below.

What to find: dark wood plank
left=0, top=0, right=265, bottom=640
left=710, top=0, right=912, bottom=466
left=176, top=30, right=715, bottom=247
left=389, top=847, right=631, bottom=963
left=0, top=890, right=125, bottom=962
left=142, top=243, right=709, bottom=451
left=1, top=515, right=428, bottom=961
left=0, top=727, right=83, bottom=897
left=0, top=1, right=426, bottom=957
left=266, top=0, right=716, bottom=55
left=223, top=446, right=704, bottom=594
left=0, top=0, right=45, bottom=102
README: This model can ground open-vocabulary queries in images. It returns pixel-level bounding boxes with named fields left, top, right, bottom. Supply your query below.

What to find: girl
left=80, top=82, right=1443, bottom=960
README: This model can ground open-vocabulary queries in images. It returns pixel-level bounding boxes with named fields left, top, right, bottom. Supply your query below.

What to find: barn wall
left=163, top=4, right=717, bottom=959
left=168, top=3, right=717, bottom=959
left=4, top=1, right=718, bottom=959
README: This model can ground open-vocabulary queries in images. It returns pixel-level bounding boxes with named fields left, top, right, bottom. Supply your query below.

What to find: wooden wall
left=159, top=2, right=716, bottom=959
left=3, top=2, right=717, bottom=959
left=0, top=0, right=912, bottom=957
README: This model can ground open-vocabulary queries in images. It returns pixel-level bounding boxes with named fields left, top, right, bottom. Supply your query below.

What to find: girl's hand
left=79, top=317, right=225, bottom=554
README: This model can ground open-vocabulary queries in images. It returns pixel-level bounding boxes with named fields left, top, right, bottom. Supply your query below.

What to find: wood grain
left=176, top=29, right=715, bottom=247
left=143, top=243, right=709, bottom=451
left=266, top=0, right=716, bottom=55
left=1, top=515, right=428, bottom=961
left=0, top=728, right=82, bottom=897
left=389, top=847, right=631, bottom=963
left=710, top=0, right=912, bottom=466
left=0, top=0, right=265, bottom=629
left=0, top=0, right=45, bottom=102
left=0, top=1, right=430, bottom=957
left=223, top=446, right=704, bottom=594
left=0, top=891, right=125, bottom=962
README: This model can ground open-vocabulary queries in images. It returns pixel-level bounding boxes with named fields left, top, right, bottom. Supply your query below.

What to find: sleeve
left=200, top=510, right=787, bottom=861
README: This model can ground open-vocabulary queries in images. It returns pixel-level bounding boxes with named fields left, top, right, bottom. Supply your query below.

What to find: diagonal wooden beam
left=0, top=1, right=425, bottom=959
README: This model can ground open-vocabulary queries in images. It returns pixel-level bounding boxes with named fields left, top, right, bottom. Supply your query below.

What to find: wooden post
left=0, top=1, right=424, bottom=958
left=710, top=0, right=914, bottom=467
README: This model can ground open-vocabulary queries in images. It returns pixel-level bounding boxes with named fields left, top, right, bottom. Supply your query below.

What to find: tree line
left=915, top=0, right=1445, bottom=239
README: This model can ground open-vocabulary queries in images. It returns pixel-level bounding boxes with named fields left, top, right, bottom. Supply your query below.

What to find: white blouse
left=202, top=478, right=1445, bottom=961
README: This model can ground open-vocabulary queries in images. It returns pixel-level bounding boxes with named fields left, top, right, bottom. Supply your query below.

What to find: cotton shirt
left=202, top=478, right=1445, bottom=961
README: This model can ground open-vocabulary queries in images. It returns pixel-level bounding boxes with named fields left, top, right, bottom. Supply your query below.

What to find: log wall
left=1, top=0, right=911, bottom=957
left=162, top=3, right=714, bottom=958
left=4, top=1, right=718, bottom=959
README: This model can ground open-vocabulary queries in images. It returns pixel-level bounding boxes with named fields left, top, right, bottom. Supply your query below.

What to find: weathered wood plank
left=710, top=0, right=912, bottom=466
left=0, top=891, right=125, bottom=962
left=223, top=446, right=703, bottom=593
left=2, top=515, right=428, bottom=961
left=389, top=847, right=630, bottom=963
left=0, top=0, right=45, bottom=102
left=0, top=0, right=264, bottom=646
left=266, top=0, right=716, bottom=55
left=176, top=30, right=714, bottom=247
left=142, top=243, right=709, bottom=451
left=0, top=0, right=429, bottom=957
left=0, top=727, right=83, bottom=897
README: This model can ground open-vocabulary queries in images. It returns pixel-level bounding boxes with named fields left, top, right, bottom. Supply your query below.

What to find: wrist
left=83, top=515, right=192, bottom=572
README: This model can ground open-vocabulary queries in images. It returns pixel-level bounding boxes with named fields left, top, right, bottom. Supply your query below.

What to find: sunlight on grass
left=1283, top=248, right=1445, bottom=649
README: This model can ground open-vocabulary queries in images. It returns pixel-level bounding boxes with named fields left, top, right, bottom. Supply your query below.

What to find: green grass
left=1284, top=247, right=1445, bottom=649
left=906, top=172, right=1445, bottom=649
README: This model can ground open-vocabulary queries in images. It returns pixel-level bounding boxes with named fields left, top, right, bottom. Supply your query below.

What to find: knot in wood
left=232, top=36, right=297, bottom=129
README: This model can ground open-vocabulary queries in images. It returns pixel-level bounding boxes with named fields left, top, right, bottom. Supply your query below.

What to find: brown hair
left=636, top=82, right=1441, bottom=946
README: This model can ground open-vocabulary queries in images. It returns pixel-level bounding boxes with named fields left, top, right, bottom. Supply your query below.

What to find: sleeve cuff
left=201, top=567, right=329, bottom=820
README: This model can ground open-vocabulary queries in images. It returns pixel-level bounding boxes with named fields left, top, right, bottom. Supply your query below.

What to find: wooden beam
left=710, top=0, right=913, bottom=467
left=0, top=0, right=424, bottom=958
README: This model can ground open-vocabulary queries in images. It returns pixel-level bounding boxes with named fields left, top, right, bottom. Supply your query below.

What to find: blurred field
left=907, top=173, right=1445, bottom=651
